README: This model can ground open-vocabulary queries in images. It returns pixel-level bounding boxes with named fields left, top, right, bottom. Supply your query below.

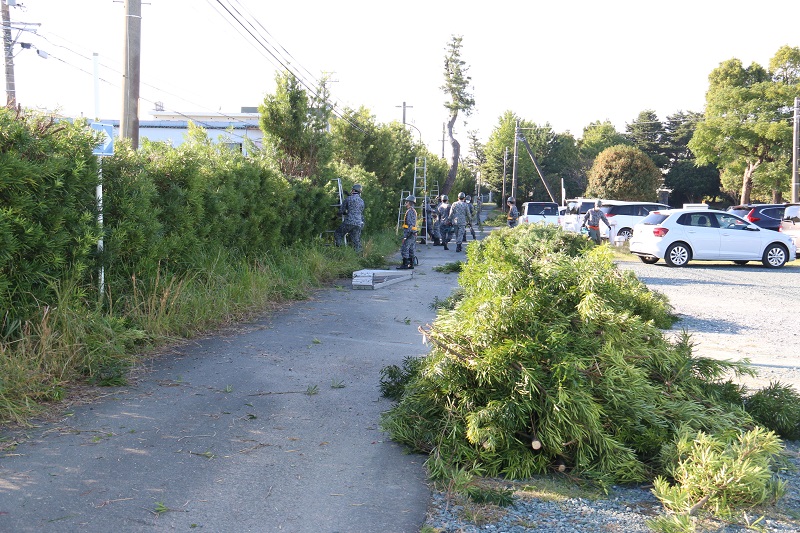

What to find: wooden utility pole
left=502, top=147, right=508, bottom=202
left=793, top=97, right=799, bottom=203
left=2, top=0, right=15, bottom=106
left=120, top=0, right=141, bottom=149
left=511, top=120, right=519, bottom=200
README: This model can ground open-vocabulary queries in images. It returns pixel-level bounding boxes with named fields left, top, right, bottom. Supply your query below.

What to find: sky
left=4, top=0, right=800, bottom=156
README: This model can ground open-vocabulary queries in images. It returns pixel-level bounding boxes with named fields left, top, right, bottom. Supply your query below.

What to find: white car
left=629, top=208, right=797, bottom=268
left=598, top=201, right=671, bottom=240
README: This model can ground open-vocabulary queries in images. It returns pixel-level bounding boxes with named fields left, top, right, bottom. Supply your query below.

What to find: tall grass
left=0, top=231, right=397, bottom=426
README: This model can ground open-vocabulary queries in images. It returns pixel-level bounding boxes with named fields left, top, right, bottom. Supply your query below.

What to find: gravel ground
left=423, top=258, right=800, bottom=532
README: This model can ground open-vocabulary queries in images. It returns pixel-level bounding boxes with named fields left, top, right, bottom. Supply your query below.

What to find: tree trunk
left=772, top=181, right=783, bottom=204
left=441, top=113, right=460, bottom=196
left=739, top=161, right=760, bottom=205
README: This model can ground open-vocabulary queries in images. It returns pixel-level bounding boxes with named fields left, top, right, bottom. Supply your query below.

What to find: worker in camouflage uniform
left=507, top=197, right=519, bottom=228
left=423, top=197, right=439, bottom=246
left=430, top=196, right=442, bottom=246
left=397, top=194, right=417, bottom=269
left=462, top=195, right=477, bottom=242
left=334, top=183, right=365, bottom=252
left=448, top=192, right=472, bottom=253
left=582, top=199, right=611, bottom=245
left=438, top=194, right=452, bottom=250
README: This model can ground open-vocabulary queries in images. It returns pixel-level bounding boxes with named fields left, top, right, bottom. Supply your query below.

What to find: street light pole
left=405, top=123, right=422, bottom=144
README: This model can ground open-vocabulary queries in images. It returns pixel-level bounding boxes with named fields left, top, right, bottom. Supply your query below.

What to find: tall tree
left=689, top=47, right=800, bottom=204
left=661, top=111, right=720, bottom=206
left=440, top=35, right=475, bottom=196
left=626, top=110, right=669, bottom=169
left=259, top=71, right=332, bottom=181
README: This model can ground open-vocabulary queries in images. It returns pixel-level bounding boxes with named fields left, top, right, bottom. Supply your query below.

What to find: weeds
left=0, top=231, right=399, bottom=427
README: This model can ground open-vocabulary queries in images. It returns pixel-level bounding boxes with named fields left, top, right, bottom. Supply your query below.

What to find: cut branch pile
left=381, top=224, right=772, bottom=487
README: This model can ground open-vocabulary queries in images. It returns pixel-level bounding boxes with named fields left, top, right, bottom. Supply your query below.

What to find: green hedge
left=0, top=110, right=101, bottom=325
left=0, top=110, right=375, bottom=325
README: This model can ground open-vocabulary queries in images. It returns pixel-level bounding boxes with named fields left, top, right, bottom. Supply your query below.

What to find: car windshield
left=526, top=204, right=557, bottom=215
left=641, top=212, right=668, bottom=225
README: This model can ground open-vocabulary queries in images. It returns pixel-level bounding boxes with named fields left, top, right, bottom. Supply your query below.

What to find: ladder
left=397, top=158, right=439, bottom=243
left=322, top=178, right=346, bottom=245
left=413, top=157, right=429, bottom=243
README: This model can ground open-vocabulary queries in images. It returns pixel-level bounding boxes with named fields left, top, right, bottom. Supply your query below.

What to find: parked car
left=598, top=201, right=670, bottom=240
left=780, top=205, right=800, bottom=248
left=725, top=204, right=796, bottom=231
left=520, top=201, right=561, bottom=226
left=629, top=207, right=797, bottom=268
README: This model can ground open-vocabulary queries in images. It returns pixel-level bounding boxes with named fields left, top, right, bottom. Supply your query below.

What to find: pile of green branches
left=381, top=224, right=779, bottom=489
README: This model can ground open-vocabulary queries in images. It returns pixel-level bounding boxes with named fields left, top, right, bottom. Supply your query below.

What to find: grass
left=0, top=230, right=398, bottom=427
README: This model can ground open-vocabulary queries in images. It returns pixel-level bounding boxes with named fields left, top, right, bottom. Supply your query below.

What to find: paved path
left=0, top=234, right=482, bottom=532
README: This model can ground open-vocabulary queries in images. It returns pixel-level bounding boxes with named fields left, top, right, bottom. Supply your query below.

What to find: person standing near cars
left=438, top=194, right=452, bottom=250
left=448, top=192, right=472, bottom=253
left=582, top=200, right=611, bottom=245
left=335, top=183, right=365, bottom=252
left=397, top=194, right=417, bottom=269
left=507, top=197, right=519, bottom=228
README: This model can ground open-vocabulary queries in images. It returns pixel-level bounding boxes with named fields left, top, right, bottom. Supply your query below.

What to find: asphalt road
left=0, top=237, right=477, bottom=532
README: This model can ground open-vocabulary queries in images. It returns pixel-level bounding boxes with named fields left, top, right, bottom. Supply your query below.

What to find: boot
left=433, top=237, right=441, bottom=246
left=456, top=244, right=462, bottom=252
left=409, top=256, right=415, bottom=269
left=396, top=257, right=409, bottom=270
left=443, top=241, right=449, bottom=250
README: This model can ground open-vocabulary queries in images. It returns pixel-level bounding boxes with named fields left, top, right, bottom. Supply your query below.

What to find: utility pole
left=793, top=97, right=799, bottom=203
left=502, top=147, right=508, bottom=202
left=396, top=101, right=413, bottom=124
left=2, top=0, right=15, bottom=106
left=511, top=120, right=519, bottom=200
left=120, top=0, right=141, bottom=149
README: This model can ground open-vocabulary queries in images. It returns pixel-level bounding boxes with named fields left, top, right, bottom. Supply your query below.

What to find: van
left=520, top=201, right=560, bottom=226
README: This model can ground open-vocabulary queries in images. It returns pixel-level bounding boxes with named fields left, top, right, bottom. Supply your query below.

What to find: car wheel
left=664, top=242, right=691, bottom=267
left=733, top=260, right=749, bottom=265
left=638, top=255, right=659, bottom=264
left=762, top=244, right=788, bottom=268
left=618, top=228, right=633, bottom=240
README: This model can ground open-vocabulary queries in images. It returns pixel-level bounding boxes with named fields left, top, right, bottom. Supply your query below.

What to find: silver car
left=630, top=208, right=797, bottom=268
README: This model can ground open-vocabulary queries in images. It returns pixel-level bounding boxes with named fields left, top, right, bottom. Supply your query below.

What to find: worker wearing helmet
left=507, top=197, right=519, bottom=228
left=463, top=195, right=477, bottom=242
left=397, top=194, right=418, bottom=269
left=437, top=194, right=452, bottom=250
left=335, top=183, right=365, bottom=251
left=581, top=200, right=611, bottom=245
left=448, top=192, right=472, bottom=253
